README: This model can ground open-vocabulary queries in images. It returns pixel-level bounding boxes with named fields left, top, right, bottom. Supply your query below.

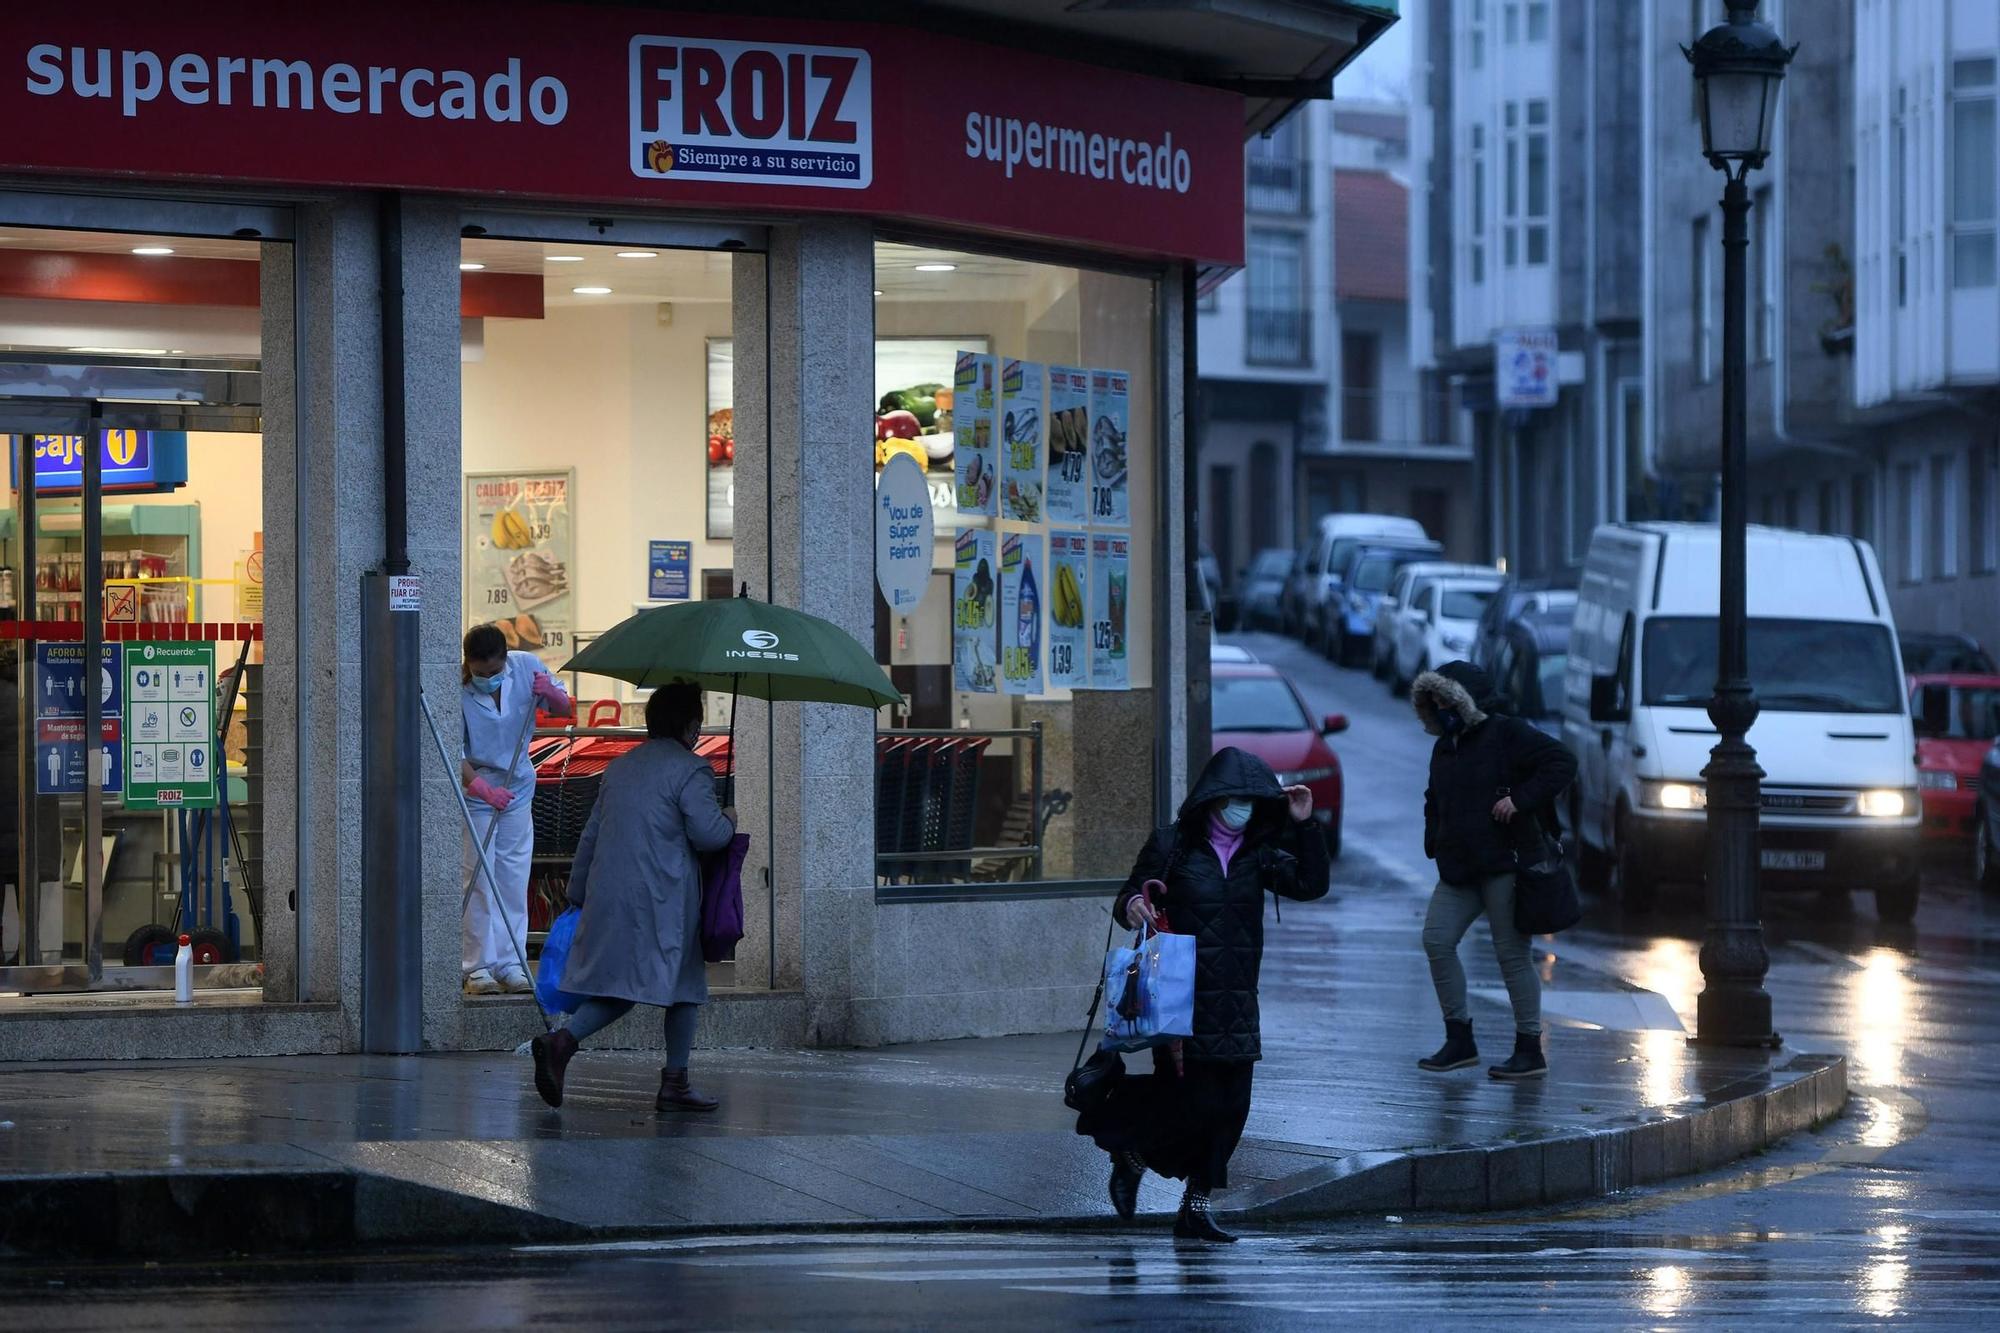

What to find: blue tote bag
left=1100, top=923, right=1196, bottom=1053
left=533, top=907, right=587, bottom=1015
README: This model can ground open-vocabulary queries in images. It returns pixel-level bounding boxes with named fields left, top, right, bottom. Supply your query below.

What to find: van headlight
left=1644, top=781, right=1706, bottom=810
left=1917, top=770, right=1957, bottom=791
left=1857, top=789, right=1914, bottom=817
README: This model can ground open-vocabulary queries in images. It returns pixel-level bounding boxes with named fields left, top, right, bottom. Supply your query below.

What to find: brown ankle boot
left=531, top=1028, right=578, bottom=1108
left=655, top=1066, right=719, bottom=1113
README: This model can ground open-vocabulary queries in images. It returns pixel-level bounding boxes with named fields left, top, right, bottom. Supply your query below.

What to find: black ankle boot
left=1488, top=1031, right=1548, bottom=1081
left=1418, top=1019, right=1478, bottom=1072
left=1173, top=1189, right=1237, bottom=1243
left=1108, top=1150, right=1145, bottom=1221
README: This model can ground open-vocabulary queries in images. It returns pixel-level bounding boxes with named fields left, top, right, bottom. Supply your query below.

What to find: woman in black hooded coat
left=1077, top=746, right=1329, bottom=1242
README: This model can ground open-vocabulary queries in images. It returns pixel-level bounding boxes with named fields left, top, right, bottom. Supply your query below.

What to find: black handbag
left=1064, top=903, right=1126, bottom=1113
left=1511, top=810, right=1583, bottom=936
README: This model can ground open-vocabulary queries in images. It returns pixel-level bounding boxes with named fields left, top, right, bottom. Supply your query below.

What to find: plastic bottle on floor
left=174, top=933, right=193, bottom=1003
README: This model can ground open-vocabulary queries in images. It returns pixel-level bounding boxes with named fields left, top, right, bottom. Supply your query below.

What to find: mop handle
left=419, top=688, right=550, bottom=1027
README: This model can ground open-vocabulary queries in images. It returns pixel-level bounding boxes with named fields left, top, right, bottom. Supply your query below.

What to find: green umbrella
left=560, top=587, right=899, bottom=795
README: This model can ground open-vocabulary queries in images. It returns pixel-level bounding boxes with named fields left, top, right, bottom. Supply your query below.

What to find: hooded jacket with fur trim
left=1413, top=661, right=1577, bottom=885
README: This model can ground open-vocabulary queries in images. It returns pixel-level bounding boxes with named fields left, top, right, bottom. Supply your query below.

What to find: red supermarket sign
left=0, top=3, right=1244, bottom=265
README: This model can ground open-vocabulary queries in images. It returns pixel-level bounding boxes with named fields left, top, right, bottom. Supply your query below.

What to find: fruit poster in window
left=1089, top=369, right=1130, bottom=527
left=953, top=351, right=998, bottom=517
left=1089, top=531, right=1130, bottom=689
left=465, top=470, right=574, bottom=672
left=1000, top=359, right=1045, bottom=523
left=1000, top=531, right=1044, bottom=695
left=952, top=527, right=998, bottom=693
left=1045, top=365, right=1091, bottom=525
left=1047, top=529, right=1089, bottom=689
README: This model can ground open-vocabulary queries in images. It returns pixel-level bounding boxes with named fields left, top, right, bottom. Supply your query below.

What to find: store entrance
left=0, top=213, right=278, bottom=997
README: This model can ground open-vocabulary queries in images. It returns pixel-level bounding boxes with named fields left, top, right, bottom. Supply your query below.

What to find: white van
left=1564, top=523, right=1923, bottom=922
left=1298, top=512, right=1427, bottom=653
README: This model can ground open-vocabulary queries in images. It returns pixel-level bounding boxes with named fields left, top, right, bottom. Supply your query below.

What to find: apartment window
left=1754, top=185, right=1777, bottom=362
left=1694, top=217, right=1714, bottom=382
left=1470, top=124, right=1488, bottom=283
left=1851, top=471, right=1875, bottom=546
left=1504, top=0, right=1520, bottom=44
left=1525, top=101, right=1551, bottom=265
left=1818, top=479, right=1840, bottom=534
left=1526, top=0, right=1549, bottom=41
left=1245, top=228, right=1309, bottom=366
left=1503, top=103, right=1520, bottom=267
left=1899, top=462, right=1924, bottom=582
left=1895, top=84, right=1911, bottom=307
left=1973, top=441, right=2000, bottom=573
left=1469, top=0, right=1486, bottom=71
left=1247, top=114, right=1305, bottom=214
left=1951, top=57, right=1998, bottom=288
left=1932, top=454, right=1960, bottom=579
left=1341, top=331, right=1381, bottom=441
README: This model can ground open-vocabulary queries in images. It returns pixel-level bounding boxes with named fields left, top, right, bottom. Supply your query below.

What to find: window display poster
left=1047, top=529, right=1089, bottom=689
left=952, top=527, right=998, bottom=693
left=649, top=540, right=691, bottom=600
left=1089, top=369, right=1131, bottom=526
left=1089, top=532, right=1131, bottom=690
left=954, top=351, right=998, bottom=517
left=1045, top=364, right=1091, bottom=524
left=466, top=471, right=574, bottom=672
left=705, top=337, right=735, bottom=539
left=123, top=641, right=217, bottom=810
left=1000, top=359, right=1045, bottom=523
left=1000, top=532, right=1044, bottom=695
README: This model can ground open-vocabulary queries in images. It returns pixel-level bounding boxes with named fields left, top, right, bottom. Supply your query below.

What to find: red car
left=1910, top=674, right=2000, bottom=842
left=1210, top=661, right=1348, bottom=857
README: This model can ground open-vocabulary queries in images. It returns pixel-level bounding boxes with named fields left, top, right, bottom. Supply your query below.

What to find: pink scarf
left=1208, top=813, right=1245, bottom=876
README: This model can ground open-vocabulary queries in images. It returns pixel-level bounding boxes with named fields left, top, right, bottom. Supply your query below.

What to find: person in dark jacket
left=1077, top=746, right=1330, bottom=1243
left=1412, top=660, right=1577, bottom=1081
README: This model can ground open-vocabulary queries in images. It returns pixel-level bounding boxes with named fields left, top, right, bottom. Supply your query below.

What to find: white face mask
left=1218, top=799, right=1254, bottom=831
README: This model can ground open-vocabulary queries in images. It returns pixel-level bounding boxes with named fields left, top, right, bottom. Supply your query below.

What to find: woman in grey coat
left=531, top=683, right=736, bottom=1111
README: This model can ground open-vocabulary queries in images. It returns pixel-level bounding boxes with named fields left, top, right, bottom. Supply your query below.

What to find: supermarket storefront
left=0, top=1, right=1389, bottom=1057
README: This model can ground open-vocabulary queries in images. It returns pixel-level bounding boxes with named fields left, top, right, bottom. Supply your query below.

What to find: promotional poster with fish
left=1088, top=368, right=1131, bottom=527
left=1044, top=365, right=1091, bottom=525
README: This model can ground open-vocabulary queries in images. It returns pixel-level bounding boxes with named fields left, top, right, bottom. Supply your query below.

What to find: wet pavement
left=7, top=632, right=1999, bottom=1323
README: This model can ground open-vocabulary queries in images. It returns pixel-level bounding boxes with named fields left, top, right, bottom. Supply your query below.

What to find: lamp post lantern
left=1684, top=1, right=1794, bottom=1047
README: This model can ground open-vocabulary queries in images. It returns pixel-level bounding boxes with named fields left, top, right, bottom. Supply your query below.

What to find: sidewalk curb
left=1228, top=1051, right=1848, bottom=1221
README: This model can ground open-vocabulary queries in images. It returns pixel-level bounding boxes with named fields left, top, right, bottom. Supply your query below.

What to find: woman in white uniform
left=460, top=623, right=571, bottom=995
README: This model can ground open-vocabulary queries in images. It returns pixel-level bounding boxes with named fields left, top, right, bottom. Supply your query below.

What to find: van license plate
left=1760, top=849, right=1826, bottom=871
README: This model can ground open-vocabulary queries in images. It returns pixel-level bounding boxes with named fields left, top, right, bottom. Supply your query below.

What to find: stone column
left=732, top=222, right=876, bottom=1036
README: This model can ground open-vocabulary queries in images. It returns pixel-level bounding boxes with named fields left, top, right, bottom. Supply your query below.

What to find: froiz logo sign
left=728, top=627, right=800, bottom=663
left=628, top=36, right=872, bottom=189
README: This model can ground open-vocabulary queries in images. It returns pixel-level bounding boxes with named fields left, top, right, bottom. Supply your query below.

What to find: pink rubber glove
left=532, top=671, right=573, bottom=718
left=467, top=775, right=514, bottom=811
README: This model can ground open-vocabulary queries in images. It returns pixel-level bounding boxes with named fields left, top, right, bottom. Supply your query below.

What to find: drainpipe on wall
left=1183, top=266, right=1211, bottom=802
left=360, top=191, right=423, bottom=1053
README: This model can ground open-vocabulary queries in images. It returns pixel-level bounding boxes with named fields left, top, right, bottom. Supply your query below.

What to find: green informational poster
left=122, top=642, right=219, bottom=810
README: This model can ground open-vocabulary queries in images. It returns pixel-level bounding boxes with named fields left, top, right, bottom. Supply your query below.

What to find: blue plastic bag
left=533, top=907, right=587, bottom=1014
left=1100, top=924, right=1196, bottom=1053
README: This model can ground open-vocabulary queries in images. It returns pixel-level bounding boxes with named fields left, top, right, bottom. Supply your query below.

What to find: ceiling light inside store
left=459, top=262, right=486, bottom=271
left=615, top=251, right=658, bottom=259
left=548, top=254, right=584, bottom=262
left=68, top=346, right=175, bottom=356
left=873, top=290, right=883, bottom=297
left=572, top=286, right=613, bottom=295
left=130, top=246, right=175, bottom=256
left=913, top=263, right=957, bottom=272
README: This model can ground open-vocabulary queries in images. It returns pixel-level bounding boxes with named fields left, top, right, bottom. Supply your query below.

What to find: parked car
left=1211, top=642, right=1258, bottom=664
left=1235, top=548, right=1297, bottom=632
left=1900, top=630, right=1997, bottom=678
left=1373, top=561, right=1493, bottom=679
left=1198, top=548, right=1229, bottom=631
left=1977, top=738, right=2000, bottom=892
left=1210, top=661, right=1348, bottom=857
left=1389, top=572, right=1505, bottom=693
left=1470, top=575, right=1579, bottom=673
left=1298, top=513, right=1429, bottom=652
left=1490, top=609, right=1571, bottom=739
left=1565, top=523, right=1921, bottom=922
left=1327, top=539, right=1443, bottom=668
left=1279, top=544, right=1317, bottom=638
left=1909, top=675, right=2000, bottom=846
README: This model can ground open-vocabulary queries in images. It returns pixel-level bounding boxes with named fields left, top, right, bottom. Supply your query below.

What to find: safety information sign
left=33, top=643, right=122, bottom=795
left=122, top=642, right=218, bottom=810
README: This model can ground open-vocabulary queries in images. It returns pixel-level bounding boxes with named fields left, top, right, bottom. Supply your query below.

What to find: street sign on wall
left=1495, top=327, right=1559, bottom=408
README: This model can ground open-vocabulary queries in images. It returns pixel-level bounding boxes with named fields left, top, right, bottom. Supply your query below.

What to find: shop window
left=871, top=241, right=1158, bottom=888
left=0, top=224, right=278, bottom=995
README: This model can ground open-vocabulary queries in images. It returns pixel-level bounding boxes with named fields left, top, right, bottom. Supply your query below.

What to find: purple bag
left=699, top=833, right=751, bottom=963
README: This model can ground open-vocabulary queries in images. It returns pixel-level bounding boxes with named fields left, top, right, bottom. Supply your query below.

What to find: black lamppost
left=1686, top=2, right=1793, bottom=1047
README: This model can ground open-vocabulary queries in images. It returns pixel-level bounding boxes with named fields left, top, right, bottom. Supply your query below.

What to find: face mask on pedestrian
left=470, top=671, right=503, bottom=696
left=1216, top=799, right=1254, bottom=831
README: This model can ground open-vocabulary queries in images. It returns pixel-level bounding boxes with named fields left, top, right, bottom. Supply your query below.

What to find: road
left=7, top=632, right=2000, bottom=1327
